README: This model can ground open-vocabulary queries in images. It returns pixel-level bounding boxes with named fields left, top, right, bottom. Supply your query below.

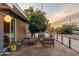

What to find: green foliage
left=24, top=7, right=48, bottom=33
left=61, top=24, right=73, bottom=34
left=70, top=22, right=77, bottom=30
left=58, top=23, right=77, bottom=34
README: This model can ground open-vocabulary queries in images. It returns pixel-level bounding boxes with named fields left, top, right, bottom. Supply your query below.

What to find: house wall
left=0, top=14, right=4, bottom=53
left=16, top=19, right=26, bottom=41
left=0, top=3, right=29, bottom=53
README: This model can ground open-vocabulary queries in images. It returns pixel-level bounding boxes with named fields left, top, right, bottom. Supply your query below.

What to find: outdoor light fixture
left=4, top=15, right=12, bottom=23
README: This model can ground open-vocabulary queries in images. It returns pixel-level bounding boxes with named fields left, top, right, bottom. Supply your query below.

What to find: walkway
left=6, top=40, right=79, bottom=56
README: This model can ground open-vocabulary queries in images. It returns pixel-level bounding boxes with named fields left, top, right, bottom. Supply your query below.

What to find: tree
left=24, top=7, right=48, bottom=38
left=57, top=24, right=74, bottom=34
left=55, top=27, right=63, bottom=34
left=61, top=24, right=73, bottom=34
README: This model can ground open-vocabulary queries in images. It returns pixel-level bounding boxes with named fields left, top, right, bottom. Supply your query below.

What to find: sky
left=18, top=3, right=79, bottom=27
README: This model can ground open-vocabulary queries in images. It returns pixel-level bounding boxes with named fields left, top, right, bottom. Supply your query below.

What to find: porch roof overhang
left=0, top=4, right=29, bottom=24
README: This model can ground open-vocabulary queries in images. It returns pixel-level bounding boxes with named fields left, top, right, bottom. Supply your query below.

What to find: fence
left=54, top=34, right=79, bottom=52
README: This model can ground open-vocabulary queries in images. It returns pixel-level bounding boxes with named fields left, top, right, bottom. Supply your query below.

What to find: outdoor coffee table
left=26, top=39, right=38, bottom=45
left=41, top=38, right=54, bottom=48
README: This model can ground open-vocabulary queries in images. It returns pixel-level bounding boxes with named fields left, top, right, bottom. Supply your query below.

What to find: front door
left=4, top=19, right=16, bottom=48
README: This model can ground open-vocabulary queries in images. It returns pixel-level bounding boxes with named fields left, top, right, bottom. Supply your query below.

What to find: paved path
left=62, top=35, right=79, bottom=40
left=7, top=40, right=79, bottom=56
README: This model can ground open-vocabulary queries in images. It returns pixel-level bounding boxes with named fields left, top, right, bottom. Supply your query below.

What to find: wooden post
left=56, top=34, right=58, bottom=41
left=53, top=39, right=54, bottom=48
left=61, top=35, right=63, bottom=44
left=69, top=37, right=71, bottom=48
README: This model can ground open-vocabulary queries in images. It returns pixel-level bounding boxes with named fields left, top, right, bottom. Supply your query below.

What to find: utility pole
left=41, top=3, right=43, bottom=11
left=67, top=16, right=72, bottom=25
left=70, top=16, right=72, bottom=25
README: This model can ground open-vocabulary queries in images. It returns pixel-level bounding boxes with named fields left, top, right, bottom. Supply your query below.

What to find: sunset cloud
left=18, top=3, right=79, bottom=27
left=49, top=4, right=79, bottom=25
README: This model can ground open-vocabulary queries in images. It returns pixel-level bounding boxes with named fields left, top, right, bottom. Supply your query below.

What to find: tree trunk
left=34, top=33, right=35, bottom=38
left=31, top=33, right=33, bottom=38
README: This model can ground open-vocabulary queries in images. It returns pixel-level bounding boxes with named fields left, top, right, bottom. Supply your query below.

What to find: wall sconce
left=4, top=15, right=12, bottom=23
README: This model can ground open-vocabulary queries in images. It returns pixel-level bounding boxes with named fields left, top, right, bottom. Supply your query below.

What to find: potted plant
left=10, top=41, right=16, bottom=52
left=16, top=40, right=22, bottom=48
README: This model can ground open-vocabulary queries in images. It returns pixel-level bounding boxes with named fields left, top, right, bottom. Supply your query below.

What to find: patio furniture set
left=23, top=33, right=55, bottom=48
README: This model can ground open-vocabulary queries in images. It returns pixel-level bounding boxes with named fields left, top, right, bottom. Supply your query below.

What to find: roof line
left=13, top=3, right=29, bottom=21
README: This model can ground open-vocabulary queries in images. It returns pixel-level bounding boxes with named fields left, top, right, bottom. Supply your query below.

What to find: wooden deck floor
left=7, top=40, right=79, bottom=56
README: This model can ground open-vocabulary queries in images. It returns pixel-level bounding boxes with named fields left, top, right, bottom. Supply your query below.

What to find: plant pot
left=10, top=42, right=16, bottom=52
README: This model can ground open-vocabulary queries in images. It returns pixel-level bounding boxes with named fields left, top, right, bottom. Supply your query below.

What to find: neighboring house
left=0, top=3, right=29, bottom=54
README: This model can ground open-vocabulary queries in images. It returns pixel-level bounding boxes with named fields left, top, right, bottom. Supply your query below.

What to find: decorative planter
left=10, top=41, right=16, bottom=52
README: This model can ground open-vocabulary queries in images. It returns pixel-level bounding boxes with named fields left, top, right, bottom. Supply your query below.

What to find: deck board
left=6, top=40, right=79, bottom=56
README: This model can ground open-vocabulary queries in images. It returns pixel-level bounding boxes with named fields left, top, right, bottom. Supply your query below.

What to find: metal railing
left=54, top=34, right=79, bottom=53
